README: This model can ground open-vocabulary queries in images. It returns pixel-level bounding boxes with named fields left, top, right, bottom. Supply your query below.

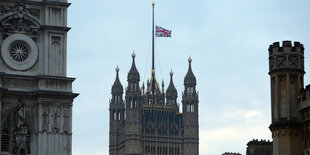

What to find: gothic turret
left=128, top=52, right=140, bottom=81
left=112, top=66, right=123, bottom=103
left=109, top=66, right=125, bottom=155
left=126, top=52, right=141, bottom=107
left=182, top=56, right=199, bottom=155
left=124, top=52, right=143, bottom=154
left=184, top=56, right=196, bottom=86
left=166, top=70, right=177, bottom=106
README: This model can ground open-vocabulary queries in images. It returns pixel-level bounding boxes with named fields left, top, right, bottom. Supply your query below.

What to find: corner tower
left=124, top=52, right=143, bottom=154
left=0, top=0, right=78, bottom=155
left=182, top=57, right=199, bottom=155
left=109, top=66, right=125, bottom=155
left=268, top=41, right=304, bottom=155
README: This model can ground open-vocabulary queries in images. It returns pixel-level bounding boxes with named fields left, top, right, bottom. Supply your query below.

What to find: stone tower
left=109, top=66, right=124, bottom=155
left=182, top=57, right=199, bottom=155
left=124, top=53, right=143, bottom=154
left=109, top=54, right=199, bottom=154
left=268, top=41, right=304, bottom=155
left=0, top=0, right=78, bottom=155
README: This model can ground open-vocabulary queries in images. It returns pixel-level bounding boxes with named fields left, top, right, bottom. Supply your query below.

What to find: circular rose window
left=9, top=41, right=30, bottom=62
left=1, top=34, right=38, bottom=70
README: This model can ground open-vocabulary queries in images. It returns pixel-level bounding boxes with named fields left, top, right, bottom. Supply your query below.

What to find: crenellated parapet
left=268, top=41, right=305, bottom=74
left=246, top=139, right=273, bottom=155
left=222, top=152, right=242, bottom=155
left=247, top=139, right=272, bottom=146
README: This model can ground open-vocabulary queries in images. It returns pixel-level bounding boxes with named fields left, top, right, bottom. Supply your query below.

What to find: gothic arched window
left=186, top=103, right=190, bottom=112
left=191, top=104, right=195, bottom=112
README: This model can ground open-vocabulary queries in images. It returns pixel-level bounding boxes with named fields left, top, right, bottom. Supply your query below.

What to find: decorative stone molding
left=0, top=2, right=41, bottom=33
left=0, top=3, right=40, bottom=19
left=38, top=78, right=72, bottom=92
left=39, top=104, right=72, bottom=135
left=268, top=41, right=305, bottom=74
left=1, top=34, right=38, bottom=71
left=271, top=128, right=301, bottom=138
left=0, top=74, right=74, bottom=93
left=3, top=79, right=37, bottom=90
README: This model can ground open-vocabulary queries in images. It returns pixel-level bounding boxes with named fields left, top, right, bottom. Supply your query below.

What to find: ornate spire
left=184, top=56, right=196, bottom=85
left=166, top=70, right=177, bottom=97
left=128, top=51, right=140, bottom=81
left=112, top=65, right=123, bottom=93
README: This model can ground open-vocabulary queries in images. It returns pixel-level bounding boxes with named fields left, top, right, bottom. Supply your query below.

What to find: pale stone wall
left=0, top=0, right=77, bottom=155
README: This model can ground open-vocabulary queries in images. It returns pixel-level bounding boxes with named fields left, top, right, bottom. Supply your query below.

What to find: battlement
left=268, top=41, right=305, bottom=74
left=269, top=41, right=304, bottom=56
left=222, top=152, right=242, bottom=155
left=299, top=84, right=310, bottom=111
left=247, top=139, right=273, bottom=146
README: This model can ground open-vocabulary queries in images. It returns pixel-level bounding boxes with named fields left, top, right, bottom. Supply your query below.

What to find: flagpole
left=152, top=2, right=155, bottom=70
left=151, top=2, right=155, bottom=97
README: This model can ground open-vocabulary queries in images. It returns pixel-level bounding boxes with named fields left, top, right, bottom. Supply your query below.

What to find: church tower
left=124, top=52, right=143, bottom=154
left=268, top=41, right=304, bottom=155
left=182, top=57, right=199, bottom=155
left=0, top=0, right=78, bottom=155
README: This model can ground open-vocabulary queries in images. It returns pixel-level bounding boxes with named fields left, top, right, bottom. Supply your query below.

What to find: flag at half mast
left=155, top=25, right=171, bottom=37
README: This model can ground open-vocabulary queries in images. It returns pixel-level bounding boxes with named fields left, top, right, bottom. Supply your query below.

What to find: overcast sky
left=67, top=0, right=310, bottom=154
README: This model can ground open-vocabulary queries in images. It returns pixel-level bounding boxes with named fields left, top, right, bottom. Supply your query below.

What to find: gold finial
left=131, top=51, right=136, bottom=58
left=169, top=70, right=174, bottom=76
left=152, top=2, right=155, bottom=6
left=115, top=65, right=120, bottom=72
left=188, top=56, right=192, bottom=62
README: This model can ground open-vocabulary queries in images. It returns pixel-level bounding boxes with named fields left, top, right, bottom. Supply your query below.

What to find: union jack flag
left=155, top=25, right=171, bottom=37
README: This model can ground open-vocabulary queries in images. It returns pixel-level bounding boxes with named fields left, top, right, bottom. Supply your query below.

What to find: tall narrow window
left=118, top=112, right=121, bottom=120
left=113, top=111, right=117, bottom=120
left=124, top=110, right=126, bottom=120
left=114, top=95, right=117, bottom=104
left=130, top=100, right=133, bottom=109
left=187, top=103, right=190, bottom=112
left=191, top=104, right=195, bottom=112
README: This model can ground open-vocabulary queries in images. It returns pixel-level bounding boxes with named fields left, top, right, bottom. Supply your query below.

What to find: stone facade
left=0, top=0, right=78, bottom=155
left=246, top=139, right=272, bottom=155
left=109, top=53, right=199, bottom=155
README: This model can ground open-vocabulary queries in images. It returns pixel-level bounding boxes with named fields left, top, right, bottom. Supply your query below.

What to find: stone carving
left=270, top=55, right=304, bottom=71
left=44, top=80, right=67, bottom=90
left=288, top=56, right=298, bottom=67
left=62, top=106, right=70, bottom=134
left=51, top=107, right=60, bottom=134
left=42, top=106, right=49, bottom=132
left=0, top=4, right=40, bottom=19
left=0, top=2, right=41, bottom=33
left=12, top=97, right=30, bottom=154
left=3, top=79, right=36, bottom=90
